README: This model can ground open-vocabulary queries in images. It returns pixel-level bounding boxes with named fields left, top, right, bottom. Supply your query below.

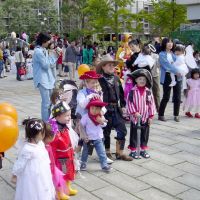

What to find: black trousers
left=129, top=122, right=149, bottom=149
left=159, top=73, right=182, bottom=117
left=103, top=107, right=127, bottom=150
left=152, top=76, right=161, bottom=112
left=16, top=62, right=21, bottom=81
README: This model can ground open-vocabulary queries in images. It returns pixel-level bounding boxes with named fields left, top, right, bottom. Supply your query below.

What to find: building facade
left=176, top=0, right=200, bottom=22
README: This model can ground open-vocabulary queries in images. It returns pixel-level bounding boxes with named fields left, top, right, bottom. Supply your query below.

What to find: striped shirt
left=127, top=86, right=155, bottom=124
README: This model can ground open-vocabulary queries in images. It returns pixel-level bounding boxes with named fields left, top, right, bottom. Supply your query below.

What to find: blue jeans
left=81, top=139, right=108, bottom=168
left=38, top=84, right=52, bottom=122
left=0, top=60, right=4, bottom=77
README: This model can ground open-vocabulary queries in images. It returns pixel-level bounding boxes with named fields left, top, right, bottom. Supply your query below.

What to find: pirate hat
left=79, top=70, right=102, bottom=80
left=96, top=54, right=119, bottom=74
left=86, top=98, right=108, bottom=109
left=52, top=102, right=70, bottom=118
left=128, top=69, right=153, bottom=88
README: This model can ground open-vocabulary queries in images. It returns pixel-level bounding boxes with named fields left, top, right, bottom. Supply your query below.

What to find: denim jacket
left=159, top=51, right=181, bottom=84
left=33, top=46, right=57, bottom=89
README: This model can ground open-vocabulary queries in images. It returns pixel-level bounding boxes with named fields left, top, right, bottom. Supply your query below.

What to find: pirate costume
left=96, top=54, right=133, bottom=161
left=50, top=102, right=77, bottom=196
left=127, top=69, right=155, bottom=159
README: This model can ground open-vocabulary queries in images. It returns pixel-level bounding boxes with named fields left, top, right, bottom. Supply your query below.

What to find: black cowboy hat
left=127, top=69, right=153, bottom=88
left=52, top=102, right=70, bottom=118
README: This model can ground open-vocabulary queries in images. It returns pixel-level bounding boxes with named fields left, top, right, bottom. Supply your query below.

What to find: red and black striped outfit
left=127, top=85, right=155, bottom=151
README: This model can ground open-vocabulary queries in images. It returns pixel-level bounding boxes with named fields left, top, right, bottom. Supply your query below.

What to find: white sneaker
left=169, top=81, right=176, bottom=87
left=107, top=157, right=114, bottom=164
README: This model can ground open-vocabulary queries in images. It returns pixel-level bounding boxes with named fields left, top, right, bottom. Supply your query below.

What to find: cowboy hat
left=96, top=54, right=119, bottom=74
left=127, top=69, right=153, bottom=88
left=86, top=98, right=108, bottom=109
left=79, top=70, right=102, bottom=80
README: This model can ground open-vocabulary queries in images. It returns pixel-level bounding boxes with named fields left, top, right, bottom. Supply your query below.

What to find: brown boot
left=115, top=141, right=133, bottom=161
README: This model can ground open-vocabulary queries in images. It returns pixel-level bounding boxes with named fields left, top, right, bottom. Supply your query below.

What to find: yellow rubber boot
left=57, top=191, right=70, bottom=200
left=66, top=181, right=78, bottom=196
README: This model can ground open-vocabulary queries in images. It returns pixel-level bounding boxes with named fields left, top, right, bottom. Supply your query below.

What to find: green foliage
left=0, top=0, right=58, bottom=38
left=140, top=0, right=187, bottom=36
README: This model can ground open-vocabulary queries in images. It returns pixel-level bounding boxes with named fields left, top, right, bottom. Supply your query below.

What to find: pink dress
left=45, top=144, right=67, bottom=194
left=183, top=78, right=200, bottom=112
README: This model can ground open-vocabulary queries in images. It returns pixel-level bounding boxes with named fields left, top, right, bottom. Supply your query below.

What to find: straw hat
left=96, top=54, right=119, bottom=74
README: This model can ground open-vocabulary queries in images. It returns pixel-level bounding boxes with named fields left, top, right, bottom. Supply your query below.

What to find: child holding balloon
left=11, top=118, right=56, bottom=200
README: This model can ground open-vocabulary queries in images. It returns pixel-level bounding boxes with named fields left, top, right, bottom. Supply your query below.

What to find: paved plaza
left=0, top=74, right=200, bottom=200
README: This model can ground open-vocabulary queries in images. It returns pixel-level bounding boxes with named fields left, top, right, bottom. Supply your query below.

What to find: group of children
left=9, top=52, right=33, bottom=80
left=5, top=41, right=200, bottom=200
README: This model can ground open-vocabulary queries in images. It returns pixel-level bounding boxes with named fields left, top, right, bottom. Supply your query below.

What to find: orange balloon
left=78, top=64, right=90, bottom=77
left=0, top=102, right=18, bottom=122
left=0, top=114, right=19, bottom=152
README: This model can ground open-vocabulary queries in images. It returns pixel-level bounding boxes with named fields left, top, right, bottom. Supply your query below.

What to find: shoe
left=106, top=152, right=115, bottom=161
left=158, top=116, right=167, bottom=122
left=195, top=113, right=200, bottom=119
left=116, top=153, right=133, bottom=161
left=57, top=192, right=70, bottom=200
left=80, top=163, right=87, bottom=171
left=129, top=151, right=139, bottom=159
left=107, top=157, right=114, bottom=164
left=102, top=165, right=111, bottom=172
left=140, top=150, right=150, bottom=159
left=66, top=181, right=78, bottom=196
left=185, top=112, right=193, bottom=118
left=174, top=116, right=180, bottom=122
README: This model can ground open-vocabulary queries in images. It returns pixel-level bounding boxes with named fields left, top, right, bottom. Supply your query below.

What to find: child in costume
left=75, top=70, right=113, bottom=164
left=43, top=122, right=69, bottom=200
left=96, top=54, right=133, bottom=161
left=183, top=68, right=200, bottom=118
left=127, top=69, right=156, bottom=159
left=80, top=98, right=111, bottom=172
left=26, top=54, right=33, bottom=80
left=50, top=102, right=78, bottom=197
left=11, top=118, right=55, bottom=200
left=169, top=46, right=189, bottom=88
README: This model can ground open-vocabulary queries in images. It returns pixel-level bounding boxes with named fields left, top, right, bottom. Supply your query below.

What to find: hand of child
left=135, top=112, right=141, bottom=118
left=148, top=118, right=153, bottom=125
left=122, top=107, right=127, bottom=114
left=11, top=175, right=17, bottom=184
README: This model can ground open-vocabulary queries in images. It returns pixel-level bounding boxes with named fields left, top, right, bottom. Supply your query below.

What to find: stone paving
left=0, top=74, right=200, bottom=200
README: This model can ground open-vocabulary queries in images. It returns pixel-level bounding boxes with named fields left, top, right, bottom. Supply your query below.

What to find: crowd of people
left=1, top=32, right=200, bottom=200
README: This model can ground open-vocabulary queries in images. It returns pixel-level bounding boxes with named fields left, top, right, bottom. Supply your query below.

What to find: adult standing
left=64, top=41, right=79, bottom=80
left=126, top=39, right=141, bottom=72
left=0, top=46, right=4, bottom=78
left=15, top=47, right=25, bottom=81
left=151, top=51, right=161, bottom=112
left=158, top=38, right=182, bottom=122
left=32, top=33, right=59, bottom=121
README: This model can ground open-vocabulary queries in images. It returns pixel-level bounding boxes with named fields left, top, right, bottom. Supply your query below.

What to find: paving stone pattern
left=0, top=74, right=200, bottom=200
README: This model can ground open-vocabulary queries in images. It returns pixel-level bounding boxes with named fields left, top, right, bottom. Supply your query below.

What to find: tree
left=83, top=0, right=136, bottom=47
left=0, top=0, right=58, bottom=38
left=140, top=0, right=187, bottom=36
left=61, top=0, right=88, bottom=41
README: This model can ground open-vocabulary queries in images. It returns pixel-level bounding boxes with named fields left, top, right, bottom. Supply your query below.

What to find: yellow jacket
left=0, top=50, right=3, bottom=60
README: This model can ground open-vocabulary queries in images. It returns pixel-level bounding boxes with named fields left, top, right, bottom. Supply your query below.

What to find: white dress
left=12, top=141, right=55, bottom=200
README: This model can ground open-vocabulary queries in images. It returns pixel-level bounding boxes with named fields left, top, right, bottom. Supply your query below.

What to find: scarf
left=103, top=72, right=115, bottom=86
left=137, top=86, right=146, bottom=96
left=88, top=111, right=101, bottom=126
